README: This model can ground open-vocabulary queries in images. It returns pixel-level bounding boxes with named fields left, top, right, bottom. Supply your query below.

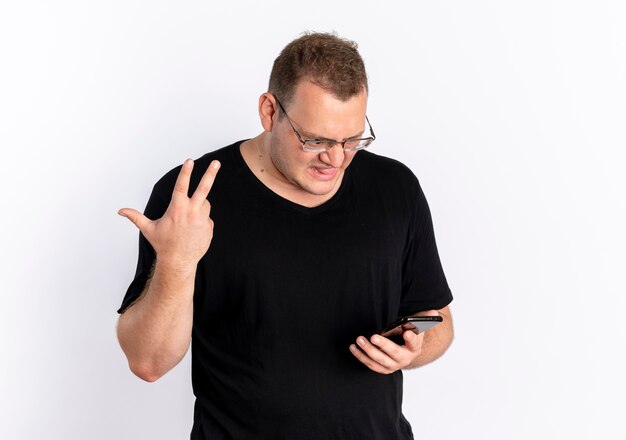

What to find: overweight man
left=117, top=32, right=454, bottom=439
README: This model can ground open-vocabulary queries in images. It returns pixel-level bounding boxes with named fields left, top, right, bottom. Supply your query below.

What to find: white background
left=1, top=1, right=625, bottom=439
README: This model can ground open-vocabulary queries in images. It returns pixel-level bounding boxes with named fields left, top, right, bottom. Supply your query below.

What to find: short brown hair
left=268, top=32, right=368, bottom=110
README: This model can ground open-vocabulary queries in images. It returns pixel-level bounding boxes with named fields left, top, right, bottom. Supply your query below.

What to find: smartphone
left=377, top=315, right=443, bottom=339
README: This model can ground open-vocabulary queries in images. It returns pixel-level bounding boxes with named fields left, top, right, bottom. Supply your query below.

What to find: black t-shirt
left=119, top=140, right=453, bottom=440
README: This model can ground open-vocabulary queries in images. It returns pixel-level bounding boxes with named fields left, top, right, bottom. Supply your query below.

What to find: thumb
left=118, top=208, right=152, bottom=233
left=402, top=329, right=424, bottom=353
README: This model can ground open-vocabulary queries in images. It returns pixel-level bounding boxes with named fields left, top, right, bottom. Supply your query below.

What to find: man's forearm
left=405, top=307, right=454, bottom=369
left=117, top=258, right=196, bottom=382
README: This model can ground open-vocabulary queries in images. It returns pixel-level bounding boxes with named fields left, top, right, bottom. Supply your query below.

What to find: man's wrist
left=154, top=255, right=198, bottom=279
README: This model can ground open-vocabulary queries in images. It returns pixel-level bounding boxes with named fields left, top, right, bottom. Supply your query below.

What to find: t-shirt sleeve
left=117, top=184, right=170, bottom=314
left=398, top=180, right=453, bottom=315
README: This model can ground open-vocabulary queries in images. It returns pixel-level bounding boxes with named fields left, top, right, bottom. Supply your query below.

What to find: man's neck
left=239, top=135, right=344, bottom=208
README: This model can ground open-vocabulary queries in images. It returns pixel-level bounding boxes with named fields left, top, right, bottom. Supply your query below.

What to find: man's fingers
left=172, top=159, right=195, bottom=202
left=118, top=208, right=152, bottom=233
left=370, top=335, right=403, bottom=360
left=191, top=160, right=221, bottom=206
left=349, top=344, right=394, bottom=375
left=354, top=336, right=397, bottom=370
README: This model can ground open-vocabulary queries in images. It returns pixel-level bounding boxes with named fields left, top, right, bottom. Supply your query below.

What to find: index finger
left=171, top=158, right=194, bottom=202
left=191, top=160, right=221, bottom=205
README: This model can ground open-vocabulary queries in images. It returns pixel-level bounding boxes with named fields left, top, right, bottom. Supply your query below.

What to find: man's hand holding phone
left=349, top=310, right=441, bottom=375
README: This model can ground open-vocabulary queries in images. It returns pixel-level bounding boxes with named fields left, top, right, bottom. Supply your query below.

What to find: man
left=117, top=32, right=453, bottom=439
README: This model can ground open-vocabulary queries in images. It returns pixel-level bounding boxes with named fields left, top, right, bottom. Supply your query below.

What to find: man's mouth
left=309, top=166, right=338, bottom=180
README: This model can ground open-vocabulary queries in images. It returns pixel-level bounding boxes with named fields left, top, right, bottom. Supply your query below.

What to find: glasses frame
left=274, top=97, right=376, bottom=153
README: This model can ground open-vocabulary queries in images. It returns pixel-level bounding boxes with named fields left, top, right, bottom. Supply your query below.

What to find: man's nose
left=320, top=143, right=345, bottom=167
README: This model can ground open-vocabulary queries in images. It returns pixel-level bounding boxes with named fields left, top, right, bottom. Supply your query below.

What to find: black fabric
left=118, top=140, right=453, bottom=440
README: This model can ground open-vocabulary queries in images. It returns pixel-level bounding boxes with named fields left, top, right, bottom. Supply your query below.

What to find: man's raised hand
left=118, top=159, right=221, bottom=270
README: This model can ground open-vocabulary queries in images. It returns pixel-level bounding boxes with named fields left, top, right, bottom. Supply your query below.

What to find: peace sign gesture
left=118, top=159, right=221, bottom=270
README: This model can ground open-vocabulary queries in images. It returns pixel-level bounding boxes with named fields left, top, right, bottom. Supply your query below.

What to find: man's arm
left=116, top=259, right=196, bottom=382
left=349, top=306, right=454, bottom=374
left=116, top=159, right=220, bottom=382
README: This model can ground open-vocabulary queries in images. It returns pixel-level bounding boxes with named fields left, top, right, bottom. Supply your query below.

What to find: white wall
left=1, top=1, right=624, bottom=439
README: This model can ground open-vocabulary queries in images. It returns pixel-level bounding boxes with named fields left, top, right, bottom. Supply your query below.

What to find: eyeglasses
left=275, top=97, right=376, bottom=153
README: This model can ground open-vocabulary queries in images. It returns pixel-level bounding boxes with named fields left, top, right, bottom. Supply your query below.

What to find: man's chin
left=299, top=176, right=341, bottom=196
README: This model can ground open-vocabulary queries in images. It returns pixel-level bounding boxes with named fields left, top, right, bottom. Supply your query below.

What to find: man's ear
left=258, top=93, right=278, bottom=132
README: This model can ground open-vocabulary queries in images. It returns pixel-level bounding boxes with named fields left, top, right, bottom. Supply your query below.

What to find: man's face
left=268, top=81, right=368, bottom=197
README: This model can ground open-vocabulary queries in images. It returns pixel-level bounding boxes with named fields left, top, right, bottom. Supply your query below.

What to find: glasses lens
left=345, top=139, right=373, bottom=151
left=303, top=140, right=330, bottom=152
left=343, top=139, right=361, bottom=150
left=303, top=138, right=373, bottom=152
